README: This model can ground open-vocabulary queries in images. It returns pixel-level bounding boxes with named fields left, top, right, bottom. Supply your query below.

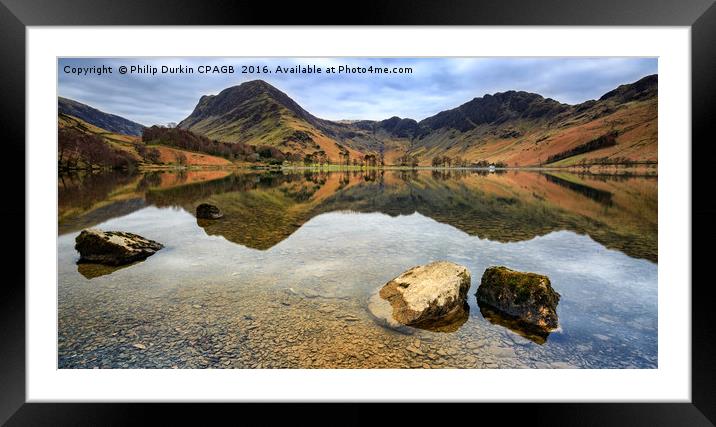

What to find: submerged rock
left=76, top=262, right=135, bottom=279
left=196, top=203, right=223, bottom=219
left=476, top=266, right=560, bottom=331
left=477, top=302, right=550, bottom=345
left=367, top=292, right=414, bottom=334
left=368, top=261, right=471, bottom=331
left=75, top=228, right=164, bottom=266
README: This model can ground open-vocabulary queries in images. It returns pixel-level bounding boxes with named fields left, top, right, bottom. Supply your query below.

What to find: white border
left=27, top=27, right=690, bottom=402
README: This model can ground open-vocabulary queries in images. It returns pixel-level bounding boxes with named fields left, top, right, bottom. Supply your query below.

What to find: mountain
left=418, top=91, right=569, bottom=132
left=353, top=117, right=422, bottom=139
left=599, top=74, right=657, bottom=103
left=178, top=80, right=372, bottom=162
left=409, top=74, right=657, bottom=167
left=59, top=97, right=145, bottom=136
left=178, top=75, right=658, bottom=167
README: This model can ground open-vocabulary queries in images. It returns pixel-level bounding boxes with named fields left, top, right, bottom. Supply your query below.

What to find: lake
left=58, top=169, right=657, bottom=368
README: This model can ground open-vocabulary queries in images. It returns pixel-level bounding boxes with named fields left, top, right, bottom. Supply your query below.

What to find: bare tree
left=175, top=152, right=188, bottom=166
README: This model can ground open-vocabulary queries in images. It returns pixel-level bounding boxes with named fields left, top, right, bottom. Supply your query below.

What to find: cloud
left=58, top=57, right=657, bottom=125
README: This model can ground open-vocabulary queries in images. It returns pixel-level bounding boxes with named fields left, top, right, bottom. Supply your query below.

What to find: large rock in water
left=196, top=203, right=223, bottom=219
left=369, top=261, right=471, bottom=330
left=75, top=228, right=164, bottom=266
left=476, top=266, right=560, bottom=331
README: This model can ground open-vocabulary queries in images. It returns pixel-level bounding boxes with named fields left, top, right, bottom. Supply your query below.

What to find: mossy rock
left=75, top=228, right=163, bottom=266
left=476, top=266, right=560, bottom=331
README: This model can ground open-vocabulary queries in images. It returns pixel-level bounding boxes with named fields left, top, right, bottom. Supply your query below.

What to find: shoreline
left=59, top=163, right=659, bottom=177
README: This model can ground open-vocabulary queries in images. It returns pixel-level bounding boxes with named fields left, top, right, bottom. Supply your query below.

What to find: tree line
left=302, top=151, right=385, bottom=167
left=431, top=155, right=507, bottom=168
left=142, top=126, right=300, bottom=165
left=545, top=131, right=618, bottom=165
left=396, top=154, right=420, bottom=167
left=574, top=156, right=657, bottom=167
left=58, top=127, right=136, bottom=171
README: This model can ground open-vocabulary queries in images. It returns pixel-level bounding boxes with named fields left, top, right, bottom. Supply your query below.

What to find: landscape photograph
left=58, top=57, right=657, bottom=369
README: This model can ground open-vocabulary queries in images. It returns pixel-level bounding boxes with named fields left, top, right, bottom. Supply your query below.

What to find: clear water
left=58, top=169, right=657, bottom=368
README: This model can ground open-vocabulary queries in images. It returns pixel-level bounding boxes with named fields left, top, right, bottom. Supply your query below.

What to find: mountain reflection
left=59, top=169, right=657, bottom=262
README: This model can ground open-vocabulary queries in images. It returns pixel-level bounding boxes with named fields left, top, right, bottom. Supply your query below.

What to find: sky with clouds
left=58, top=57, right=657, bottom=126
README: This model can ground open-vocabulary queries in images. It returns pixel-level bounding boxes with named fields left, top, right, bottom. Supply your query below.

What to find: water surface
left=58, top=169, right=657, bottom=368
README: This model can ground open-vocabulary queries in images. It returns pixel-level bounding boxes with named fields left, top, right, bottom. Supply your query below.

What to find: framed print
left=3, top=0, right=716, bottom=424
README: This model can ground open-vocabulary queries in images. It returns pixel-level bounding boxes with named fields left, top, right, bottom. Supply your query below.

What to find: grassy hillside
left=141, top=125, right=298, bottom=166
left=409, top=95, right=656, bottom=167
left=58, top=114, right=232, bottom=169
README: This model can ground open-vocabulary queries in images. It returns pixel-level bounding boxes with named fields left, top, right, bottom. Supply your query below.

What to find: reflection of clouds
left=72, top=206, right=257, bottom=282
left=60, top=206, right=656, bottom=302
left=58, top=57, right=657, bottom=126
left=98, top=206, right=194, bottom=235
left=78, top=206, right=657, bottom=287
left=502, top=230, right=657, bottom=292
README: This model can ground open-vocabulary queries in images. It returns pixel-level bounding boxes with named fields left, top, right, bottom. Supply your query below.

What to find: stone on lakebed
left=196, top=203, right=223, bottom=219
left=75, top=228, right=164, bottom=266
left=476, top=266, right=560, bottom=331
left=368, top=261, right=471, bottom=331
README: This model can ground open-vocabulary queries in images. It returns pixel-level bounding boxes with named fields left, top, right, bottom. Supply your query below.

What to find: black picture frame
left=2, top=0, right=714, bottom=425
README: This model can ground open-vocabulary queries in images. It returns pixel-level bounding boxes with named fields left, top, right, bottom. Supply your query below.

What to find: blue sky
left=58, top=57, right=657, bottom=126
